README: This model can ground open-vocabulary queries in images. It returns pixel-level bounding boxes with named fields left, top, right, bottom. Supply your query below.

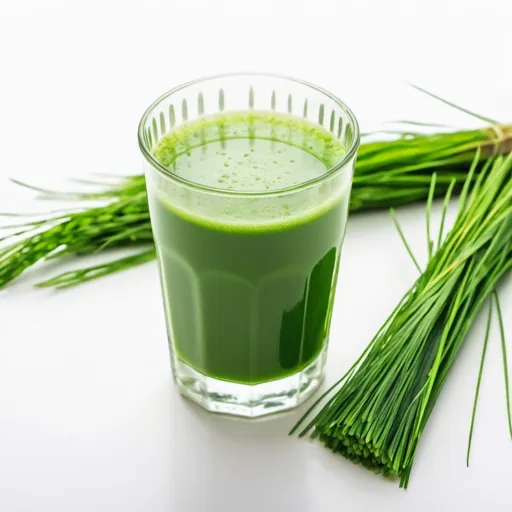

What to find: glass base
left=172, top=349, right=327, bottom=418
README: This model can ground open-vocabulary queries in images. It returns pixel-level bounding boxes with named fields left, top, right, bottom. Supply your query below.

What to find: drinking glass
left=139, top=73, right=359, bottom=417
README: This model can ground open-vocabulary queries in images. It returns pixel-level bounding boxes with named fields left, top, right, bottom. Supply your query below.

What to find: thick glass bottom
left=171, top=348, right=327, bottom=418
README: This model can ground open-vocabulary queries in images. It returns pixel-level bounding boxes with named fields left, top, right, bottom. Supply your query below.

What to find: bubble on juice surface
left=153, top=110, right=345, bottom=194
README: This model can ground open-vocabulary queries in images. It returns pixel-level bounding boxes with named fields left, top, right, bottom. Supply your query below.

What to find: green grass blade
left=390, top=208, right=422, bottom=273
left=407, top=83, right=499, bottom=125
left=426, top=173, right=437, bottom=261
left=437, top=178, right=456, bottom=250
left=494, top=291, right=512, bottom=439
left=36, top=248, right=157, bottom=289
left=466, top=298, right=493, bottom=467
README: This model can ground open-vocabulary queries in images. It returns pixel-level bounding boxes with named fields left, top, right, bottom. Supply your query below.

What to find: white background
left=1, top=1, right=512, bottom=511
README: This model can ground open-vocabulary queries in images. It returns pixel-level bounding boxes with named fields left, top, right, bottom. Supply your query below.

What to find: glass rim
left=137, top=72, right=360, bottom=197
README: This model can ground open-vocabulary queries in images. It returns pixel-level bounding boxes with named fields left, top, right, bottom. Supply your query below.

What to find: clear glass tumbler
left=139, top=73, right=359, bottom=417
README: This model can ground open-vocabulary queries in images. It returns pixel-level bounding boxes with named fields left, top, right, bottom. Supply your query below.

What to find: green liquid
left=149, top=111, right=348, bottom=384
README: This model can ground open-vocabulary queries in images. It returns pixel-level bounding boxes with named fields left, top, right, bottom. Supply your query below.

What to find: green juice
left=148, top=111, right=349, bottom=385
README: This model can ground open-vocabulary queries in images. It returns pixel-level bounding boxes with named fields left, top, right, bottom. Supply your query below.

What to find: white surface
left=1, top=1, right=512, bottom=511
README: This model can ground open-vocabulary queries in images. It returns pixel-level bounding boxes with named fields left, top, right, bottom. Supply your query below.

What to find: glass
left=138, top=73, right=359, bottom=417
